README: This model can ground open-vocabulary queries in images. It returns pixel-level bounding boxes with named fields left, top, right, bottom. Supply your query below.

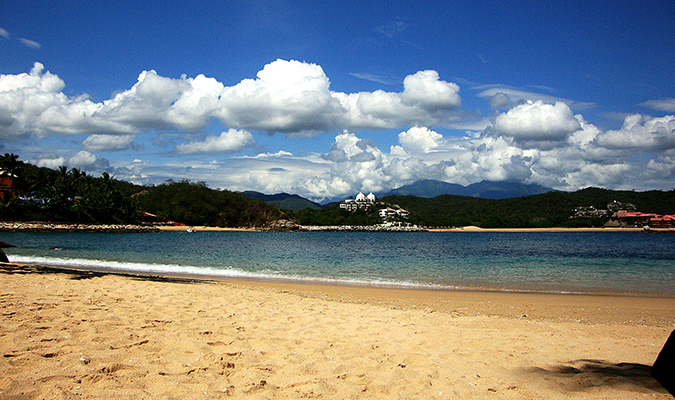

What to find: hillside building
left=379, top=207, right=410, bottom=219
left=340, top=192, right=376, bottom=211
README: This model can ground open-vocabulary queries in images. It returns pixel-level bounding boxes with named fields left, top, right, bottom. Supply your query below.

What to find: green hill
left=242, top=191, right=322, bottom=211
left=133, top=181, right=287, bottom=227
left=382, top=188, right=675, bottom=228
left=1, top=154, right=287, bottom=228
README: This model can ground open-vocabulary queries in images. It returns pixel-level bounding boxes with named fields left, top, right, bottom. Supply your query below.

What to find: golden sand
left=0, top=263, right=672, bottom=399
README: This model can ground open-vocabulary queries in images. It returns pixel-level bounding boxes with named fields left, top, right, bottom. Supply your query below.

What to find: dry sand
left=0, top=263, right=673, bottom=399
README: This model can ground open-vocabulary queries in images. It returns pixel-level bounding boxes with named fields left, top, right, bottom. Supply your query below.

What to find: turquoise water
left=1, top=231, right=674, bottom=295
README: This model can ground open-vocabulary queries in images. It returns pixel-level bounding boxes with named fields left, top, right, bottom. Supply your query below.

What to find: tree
left=0, top=153, right=23, bottom=201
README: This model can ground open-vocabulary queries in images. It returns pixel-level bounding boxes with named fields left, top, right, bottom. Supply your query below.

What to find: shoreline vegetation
left=0, top=261, right=672, bottom=398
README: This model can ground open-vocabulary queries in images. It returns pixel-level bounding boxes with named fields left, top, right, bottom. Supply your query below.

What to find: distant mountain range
left=243, top=180, right=555, bottom=211
left=380, top=179, right=554, bottom=200
left=242, top=191, right=323, bottom=212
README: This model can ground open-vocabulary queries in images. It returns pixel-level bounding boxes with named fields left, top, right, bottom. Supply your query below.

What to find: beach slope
left=0, top=263, right=672, bottom=399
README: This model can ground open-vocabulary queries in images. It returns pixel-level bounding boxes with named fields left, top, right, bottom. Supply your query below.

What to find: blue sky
left=2, top=0, right=674, bottom=201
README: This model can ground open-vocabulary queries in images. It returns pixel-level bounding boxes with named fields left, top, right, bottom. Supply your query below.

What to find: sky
left=1, top=0, right=675, bottom=202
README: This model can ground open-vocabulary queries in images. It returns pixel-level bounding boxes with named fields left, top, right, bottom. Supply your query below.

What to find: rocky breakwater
left=0, top=222, right=160, bottom=233
left=303, top=224, right=427, bottom=232
left=265, top=219, right=307, bottom=232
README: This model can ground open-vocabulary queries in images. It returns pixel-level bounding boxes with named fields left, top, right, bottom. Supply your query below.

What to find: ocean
left=1, top=230, right=674, bottom=295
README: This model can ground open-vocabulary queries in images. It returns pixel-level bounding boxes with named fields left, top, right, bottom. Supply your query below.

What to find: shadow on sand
left=0, top=262, right=209, bottom=284
left=528, top=359, right=666, bottom=394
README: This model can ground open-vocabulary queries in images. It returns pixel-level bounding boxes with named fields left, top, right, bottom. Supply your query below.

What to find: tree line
left=0, top=154, right=285, bottom=227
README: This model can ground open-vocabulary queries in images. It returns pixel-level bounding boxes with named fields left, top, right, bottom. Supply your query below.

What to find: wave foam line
left=8, top=255, right=453, bottom=291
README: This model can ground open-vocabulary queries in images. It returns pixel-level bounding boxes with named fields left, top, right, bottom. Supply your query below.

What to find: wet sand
left=0, top=262, right=672, bottom=399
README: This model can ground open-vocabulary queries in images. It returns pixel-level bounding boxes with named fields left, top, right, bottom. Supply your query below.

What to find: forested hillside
left=0, top=154, right=286, bottom=227
left=382, top=188, right=675, bottom=228
left=134, top=181, right=286, bottom=227
left=1, top=154, right=142, bottom=223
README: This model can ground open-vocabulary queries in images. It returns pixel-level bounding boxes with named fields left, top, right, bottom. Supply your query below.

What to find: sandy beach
left=0, top=263, right=673, bottom=399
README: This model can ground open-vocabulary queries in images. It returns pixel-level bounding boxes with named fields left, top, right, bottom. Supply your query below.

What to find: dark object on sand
left=0, top=241, right=15, bottom=263
left=652, top=329, right=675, bottom=395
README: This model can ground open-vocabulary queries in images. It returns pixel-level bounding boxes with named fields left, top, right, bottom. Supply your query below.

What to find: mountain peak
left=381, top=179, right=554, bottom=199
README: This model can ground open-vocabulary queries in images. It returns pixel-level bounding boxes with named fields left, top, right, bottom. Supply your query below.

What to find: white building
left=379, top=207, right=409, bottom=219
left=340, top=192, right=377, bottom=211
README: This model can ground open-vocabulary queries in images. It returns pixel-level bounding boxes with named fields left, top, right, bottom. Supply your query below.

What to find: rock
left=265, top=219, right=305, bottom=232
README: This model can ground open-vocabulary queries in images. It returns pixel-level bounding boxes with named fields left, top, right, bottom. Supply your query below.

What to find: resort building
left=378, top=207, right=410, bottom=220
left=340, top=192, right=377, bottom=211
left=607, top=200, right=636, bottom=211
left=614, top=211, right=663, bottom=227
left=571, top=206, right=609, bottom=219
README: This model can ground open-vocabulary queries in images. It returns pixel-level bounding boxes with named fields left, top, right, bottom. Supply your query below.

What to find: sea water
left=1, top=231, right=674, bottom=295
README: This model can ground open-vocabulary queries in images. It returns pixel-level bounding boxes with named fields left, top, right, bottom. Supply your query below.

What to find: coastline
left=1, top=262, right=671, bottom=399
left=427, top=225, right=645, bottom=232
left=0, top=222, right=652, bottom=233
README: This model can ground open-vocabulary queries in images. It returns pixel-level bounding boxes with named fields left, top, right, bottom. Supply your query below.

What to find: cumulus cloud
left=493, top=101, right=581, bottom=142
left=6, top=60, right=675, bottom=196
left=0, top=28, right=8, bottom=39
left=175, top=129, right=255, bottom=154
left=401, top=70, right=461, bottom=110
left=108, top=118, right=675, bottom=203
left=217, top=59, right=341, bottom=136
left=397, top=126, right=443, bottom=154
left=31, top=151, right=110, bottom=172
left=83, top=134, right=136, bottom=152
left=335, top=69, right=462, bottom=129
left=595, top=114, right=675, bottom=150
left=68, top=150, right=99, bottom=169
left=0, top=60, right=464, bottom=140
left=33, top=153, right=66, bottom=169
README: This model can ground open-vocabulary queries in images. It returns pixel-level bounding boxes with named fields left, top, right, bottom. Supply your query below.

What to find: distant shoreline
left=427, top=226, right=645, bottom=232
left=0, top=222, right=654, bottom=233
left=159, top=225, right=649, bottom=233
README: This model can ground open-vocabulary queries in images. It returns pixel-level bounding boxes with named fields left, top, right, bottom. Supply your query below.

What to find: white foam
left=8, top=255, right=450, bottom=290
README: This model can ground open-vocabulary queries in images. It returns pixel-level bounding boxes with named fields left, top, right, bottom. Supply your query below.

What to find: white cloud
left=31, top=150, right=110, bottom=172
left=18, top=38, right=41, bottom=49
left=0, top=60, right=465, bottom=140
left=398, top=126, right=443, bottom=154
left=476, top=85, right=595, bottom=110
left=401, top=70, right=461, bottom=110
left=175, top=129, right=255, bottom=154
left=101, top=69, right=211, bottom=132
left=83, top=134, right=136, bottom=152
left=493, top=101, right=581, bottom=142
left=349, top=73, right=395, bottom=85
left=640, top=98, right=675, bottom=113
left=374, top=18, right=409, bottom=38
left=217, top=59, right=342, bottom=136
left=5, top=61, right=675, bottom=195
left=68, top=150, right=99, bottom=169
left=0, top=28, right=9, bottom=39
left=109, top=118, right=675, bottom=202
left=33, top=153, right=65, bottom=169
left=335, top=70, right=461, bottom=129
left=595, top=114, right=675, bottom=150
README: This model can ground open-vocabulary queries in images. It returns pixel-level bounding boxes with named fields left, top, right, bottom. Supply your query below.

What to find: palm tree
left=0, top=153, right=22, bottom=197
